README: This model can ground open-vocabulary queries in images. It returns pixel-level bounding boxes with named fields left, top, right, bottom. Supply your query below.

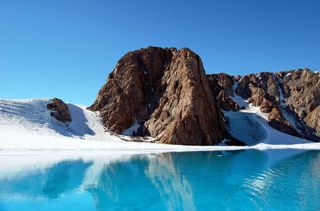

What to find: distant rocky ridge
left=208, top=69, right=320, bottom=142
left=90, top=46, right=320, bottom=145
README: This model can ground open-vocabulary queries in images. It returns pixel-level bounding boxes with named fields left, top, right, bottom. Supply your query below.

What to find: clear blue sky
left=1, top=0, right=319, bottom=105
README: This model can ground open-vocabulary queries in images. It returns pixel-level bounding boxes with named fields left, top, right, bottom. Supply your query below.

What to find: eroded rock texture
left=208, top=68, right=320, bottom=141
left=90, top=47, right=225, bottom=145
left=90, top=45, right=319, bottom=144
left=47, top=98, right=72, bottom=123
left=207, top=74, right=240, bottom=111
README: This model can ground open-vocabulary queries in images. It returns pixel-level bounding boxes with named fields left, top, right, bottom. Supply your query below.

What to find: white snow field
left=0, top=99, right=319, bottom=154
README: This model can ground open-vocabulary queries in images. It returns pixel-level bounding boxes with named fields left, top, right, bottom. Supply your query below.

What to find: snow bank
left=0, top=99, right=319, bottom=154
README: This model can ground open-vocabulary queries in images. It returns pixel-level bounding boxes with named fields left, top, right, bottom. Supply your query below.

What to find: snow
left=121, top=120, right=140, bottom=136
left=0, top=99, right=243, bottom=152
left=280, top=108, right=301, bottom=132
left=0, top=99, right=319, bottom=154
left=230, top=95, right=248, bottom=109
left=243, top=104, right=268, bottom=120
left=256, top=72, right=262, bottom=80
left=230, top=81, right=248, bottom=108
left=225, top=111, right=267, bottom=145
left=238, top=104, right=310, bottom=145
left=225, top=91, right=312, bottom=146
left=276, top=77, right=285, bottom=104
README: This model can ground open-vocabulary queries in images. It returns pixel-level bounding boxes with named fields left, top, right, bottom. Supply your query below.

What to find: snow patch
left=230, top=81, right=248, bottom=108
left=225, top=111, right=267, bottom=145
left=280, top=108, right=302, bottom=133
left=121, top=120, right=140, bottom=136
left=239, top=105, right=309, bottom=145
left=230, top=95, right=248, bottom=109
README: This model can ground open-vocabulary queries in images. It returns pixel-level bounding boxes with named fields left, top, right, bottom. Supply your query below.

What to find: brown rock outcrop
left=90, top=47, right=225, bottom=145
left=248, top=86, right=276, bottom=113
left=282, top=68, right=320, bottom=119
left=89, top=46, right=319, bottom=144
left=216, top=90, right=240, bottom=111
left=207, top=69, right=320, bottom=141
left=236, top=72, right=280, bottom=102
left=207, top=73, right=240, bottom=111
left=47, top=98, right=72, bottom=123
left=268, top=108, right=300, bottom=137
left=304, top=106, right=320, bottom=136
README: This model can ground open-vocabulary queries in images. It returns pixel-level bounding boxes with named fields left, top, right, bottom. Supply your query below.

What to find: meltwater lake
left=0, top=150, right=320, bottom=211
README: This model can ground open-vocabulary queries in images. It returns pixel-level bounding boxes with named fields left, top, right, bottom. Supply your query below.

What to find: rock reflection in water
left=0, top=160, right=92, bottom=200
left=0, top=150, right=320, bottom=211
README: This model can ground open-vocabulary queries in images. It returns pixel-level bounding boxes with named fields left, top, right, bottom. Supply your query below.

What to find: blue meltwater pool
left=0, top=150, right=319, bottom=211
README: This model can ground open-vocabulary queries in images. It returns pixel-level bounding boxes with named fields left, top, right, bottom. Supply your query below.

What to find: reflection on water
left=0, top=161, right=92, bottom=200
left=146, top=154, right=196, bottom=211
left=0, top=150, right=320, bottom=211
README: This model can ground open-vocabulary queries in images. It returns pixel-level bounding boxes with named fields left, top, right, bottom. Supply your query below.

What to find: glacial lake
left=0, top=150, right=320, bottom=211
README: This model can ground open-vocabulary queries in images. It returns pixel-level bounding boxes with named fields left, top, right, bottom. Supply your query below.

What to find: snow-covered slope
left=0, top=99, right=100, bottom=138
left=0, top=99, right=118, bottom=140
left=225, top=105, right=311, bottom=146
left=0, top=99, right=240, bottom=152
left=0, top=99, right=319, bottom=152
left=224, top=87, right=312, bottom=146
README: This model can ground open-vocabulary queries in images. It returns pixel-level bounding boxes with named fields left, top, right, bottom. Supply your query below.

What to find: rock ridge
left=208, top=68, right=320, bottom=142
left=90, top=46, right=320, bottom=144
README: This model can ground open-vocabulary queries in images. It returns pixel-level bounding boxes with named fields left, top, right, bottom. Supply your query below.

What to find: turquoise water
left=0, top=150, right=320, bottom=211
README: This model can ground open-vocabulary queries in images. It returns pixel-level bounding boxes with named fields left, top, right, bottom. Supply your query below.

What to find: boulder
left=47, top=98, right=72, bottom=123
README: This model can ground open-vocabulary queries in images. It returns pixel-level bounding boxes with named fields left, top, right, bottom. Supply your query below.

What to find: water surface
left=0, top=150, right=319, bottom=211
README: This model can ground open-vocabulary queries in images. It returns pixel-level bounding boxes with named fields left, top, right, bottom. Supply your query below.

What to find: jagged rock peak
left=90, top=46, right=226, bottom=145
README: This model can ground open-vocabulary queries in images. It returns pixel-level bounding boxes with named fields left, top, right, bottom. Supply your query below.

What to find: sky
left=1, top=0, right=320, bottom=105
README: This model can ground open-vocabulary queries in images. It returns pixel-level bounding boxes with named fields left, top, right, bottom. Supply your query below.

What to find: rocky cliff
left=90, top=46, right=320, bottom=145
left=208, top=68, right=320, bottom=142
left=90, top=47, right=228, bottom=145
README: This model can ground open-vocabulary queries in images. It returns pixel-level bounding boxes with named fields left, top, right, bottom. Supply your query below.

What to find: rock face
left=207, top=68, right=320, bottom=142
left=47, top=98, right=72, bottom=123
left=90, top=46, right=320, bottom=144
left=207, top=74, right=240, bottom=111
left=282, top=69, right=320, bottom=118
left=90, top=47, right=226, bottom=145
left=305, top=106, right=320, bottom=136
